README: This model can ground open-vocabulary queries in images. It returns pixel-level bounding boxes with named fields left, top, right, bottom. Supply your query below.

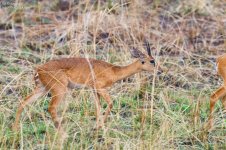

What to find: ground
left=0, top=0, right=225, bottom=149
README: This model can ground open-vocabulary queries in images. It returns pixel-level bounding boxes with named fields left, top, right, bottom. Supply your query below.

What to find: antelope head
left=130, top=42, right=163, bottom=75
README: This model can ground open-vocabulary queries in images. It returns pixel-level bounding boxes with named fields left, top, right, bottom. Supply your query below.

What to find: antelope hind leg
left=12, top=86, right=46, bottom=131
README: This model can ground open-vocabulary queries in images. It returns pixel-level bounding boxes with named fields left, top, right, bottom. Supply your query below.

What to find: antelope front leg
left=98, top=90, right=113, bottom=123
left=208, top=86, right=226, bottom=130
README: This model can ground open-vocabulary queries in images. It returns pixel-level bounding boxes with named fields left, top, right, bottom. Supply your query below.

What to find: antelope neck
left=113, top=60, right=141, bottom=82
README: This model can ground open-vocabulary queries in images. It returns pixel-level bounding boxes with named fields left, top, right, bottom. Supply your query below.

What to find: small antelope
left=208, top=54, right=226, bottom=129
left=13, top=43, right=163, bottom=132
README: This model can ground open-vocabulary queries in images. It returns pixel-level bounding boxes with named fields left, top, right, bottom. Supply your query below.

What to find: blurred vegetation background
left=0, top=0, right=225, bottom=149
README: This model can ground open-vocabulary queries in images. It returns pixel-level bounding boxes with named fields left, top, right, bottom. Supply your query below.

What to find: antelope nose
left=156, top=64, right=163, bottom=75
left=157, top=67, right=163, bottom=75
left=157, top=70, right=162, bottom=75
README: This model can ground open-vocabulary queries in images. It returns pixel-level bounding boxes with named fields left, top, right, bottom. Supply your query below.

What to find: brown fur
left=12, top=48, right=163, bottom=132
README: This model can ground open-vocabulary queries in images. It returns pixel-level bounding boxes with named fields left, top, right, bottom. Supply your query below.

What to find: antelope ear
left=130, top=48, right=146, bottom=59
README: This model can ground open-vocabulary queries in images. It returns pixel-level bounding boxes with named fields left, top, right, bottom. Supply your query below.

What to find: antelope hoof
left=204, top=119, right=213, bottom=132
left=59, top=130, right=68, bottom=139
left=12, top=124, right=19, bottom=132
left=54, top=121, right=60, bottom=128
left=93, top=123, right=104, bottom=131
left=54, top=119, right=65, bottom=129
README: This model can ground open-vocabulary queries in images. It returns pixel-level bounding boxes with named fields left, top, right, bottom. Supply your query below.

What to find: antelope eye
left=150, top=60, right=155, bottom=64
left=150, top=60, right=155, bottom=66
left=141, top=61, right=145, bottom=64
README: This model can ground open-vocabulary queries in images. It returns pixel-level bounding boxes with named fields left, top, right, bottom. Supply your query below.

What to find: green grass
left=1, top=87, right=224, bottom=149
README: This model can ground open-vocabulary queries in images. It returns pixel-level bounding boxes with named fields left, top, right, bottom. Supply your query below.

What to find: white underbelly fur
left=68, top=81, right=87, bottom=89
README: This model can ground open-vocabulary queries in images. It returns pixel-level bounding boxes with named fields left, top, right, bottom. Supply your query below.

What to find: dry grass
left=0, top=0, right=225, bottom=149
